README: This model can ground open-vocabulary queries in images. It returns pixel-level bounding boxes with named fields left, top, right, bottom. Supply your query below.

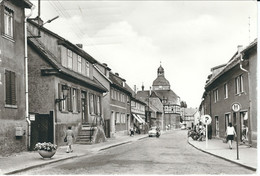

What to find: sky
left=28, top=0, right=257, bottom=108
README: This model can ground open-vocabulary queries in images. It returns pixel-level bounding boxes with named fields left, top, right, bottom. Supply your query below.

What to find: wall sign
left=231, top=102, right=241, bottom=112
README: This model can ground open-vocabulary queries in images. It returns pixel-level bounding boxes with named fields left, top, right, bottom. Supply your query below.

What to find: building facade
left=202, top=40, right=257, bottom=147
left=27, top=20, right=107, bottom=149
left=0, top=0, right=33, bottom=156
left=109, top=72, right=131, bottom=137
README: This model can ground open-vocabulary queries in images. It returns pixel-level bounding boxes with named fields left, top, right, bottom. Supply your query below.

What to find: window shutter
left=58, top=83, right=62, bottom=111
left=77, top=89, right=81, bottom=113
left=94, top=95, right=97, bottom=115
left=67, top=87, right=72, bottom=112
left=5, top=70, right=11, bottom=105
left=10, top=71, right=16, bottom=105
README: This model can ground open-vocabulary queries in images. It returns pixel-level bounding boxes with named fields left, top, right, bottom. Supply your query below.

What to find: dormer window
left=67, top=49, right=73, bottom=70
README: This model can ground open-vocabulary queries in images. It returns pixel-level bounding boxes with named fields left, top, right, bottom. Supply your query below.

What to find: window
left=5, top=70, right=16, bottom=106
left=224, top=83, right=228, bottom=99
left=96, top=96, right=101, bottom=115
left=0, top=73, right=2, bottom=85
left=225, top=113, right=231, bottom=130
left=85, top=61, right=89, bottom=77
left=89, top=93, right=94, bottom=114
left=214, top=89, right=218, bottom=103
left=235, top=75, right=244, bottom=94
left=4, top=7, right=13, bottom=38
left=67, top=49, right=73, bottom=69
left=72, top=88, right=77, bottom=112
left=116, top=112, right=120, bottom=124
left=77, top=55, right=82, bottom=73
left=121, top=113, right=125, bottom=123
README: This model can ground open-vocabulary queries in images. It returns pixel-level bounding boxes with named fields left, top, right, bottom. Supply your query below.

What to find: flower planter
left=38, top=150, right=56, bottom=159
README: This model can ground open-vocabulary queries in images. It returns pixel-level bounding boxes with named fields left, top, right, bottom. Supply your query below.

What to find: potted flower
left=34, top=142, right=58, bottom=159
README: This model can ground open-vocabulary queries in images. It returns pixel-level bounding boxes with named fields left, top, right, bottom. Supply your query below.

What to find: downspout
left=25, top=5, right=35, bottom=150
left=239, top=53, right=252, bottom=146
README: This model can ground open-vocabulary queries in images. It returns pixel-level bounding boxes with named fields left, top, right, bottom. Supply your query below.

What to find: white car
left=181, top=125, right=186, bottom=130
left=148, top=127, right=160, bottom=137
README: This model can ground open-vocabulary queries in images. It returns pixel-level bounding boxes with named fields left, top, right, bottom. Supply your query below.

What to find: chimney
left=149, top=86, right=151, bottom=96
left=134, top=85, right=136, bottom=93
left=237, top=45, right=243, bottom=54
left=115, top=73, right=119, bottom=76
left=76, top=44, right=83, bottom=49
left=141, top=84, right=144, bottom=91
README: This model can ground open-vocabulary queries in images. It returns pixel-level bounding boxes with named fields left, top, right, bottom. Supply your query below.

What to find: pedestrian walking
left=65, top=126, right=74, bottom=153
left=226, top=123, right=236, bottom=149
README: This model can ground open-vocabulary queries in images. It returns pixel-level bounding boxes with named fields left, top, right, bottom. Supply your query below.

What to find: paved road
left=19, top=130, right=254, bottom=175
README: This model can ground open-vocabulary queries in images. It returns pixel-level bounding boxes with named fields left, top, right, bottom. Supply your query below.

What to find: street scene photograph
left=0, top=0, right=258, bottom=175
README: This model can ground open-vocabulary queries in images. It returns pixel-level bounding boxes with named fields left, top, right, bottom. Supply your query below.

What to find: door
left=240, top=111, right=249, bottom=143
left=104, top=119, right=110, bottom=138
left=30, top=112, right=54, bottom=150
left=215, top=116, right=219, bottom=137
left=81, top=91, right=87, bottom=123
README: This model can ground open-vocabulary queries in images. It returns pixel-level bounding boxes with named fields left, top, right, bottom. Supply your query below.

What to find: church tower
left=152, top=64, right=170, bottom=90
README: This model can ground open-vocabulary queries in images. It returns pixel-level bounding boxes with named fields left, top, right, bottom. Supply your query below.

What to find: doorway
left=215, top=116, right=219, bottom=137
left=81, top=91, right=87, bottom=124
left=30, top=112, right=54, bottom=150
left=240, top=111, right=249, bottom=144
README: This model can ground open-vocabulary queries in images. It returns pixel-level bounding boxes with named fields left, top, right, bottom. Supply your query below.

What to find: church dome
left=152, top=65, right=170, bottom=87
left=152, top=76, right=170, bottom=86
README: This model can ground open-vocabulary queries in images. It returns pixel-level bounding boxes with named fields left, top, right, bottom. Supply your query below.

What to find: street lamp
left=55, top=85, right=69, bottom=103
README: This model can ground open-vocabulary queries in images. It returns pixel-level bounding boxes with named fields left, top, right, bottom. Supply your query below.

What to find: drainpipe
left=239, top=54, right=252, bottom=146
left=25, top=5, right=35, bottom=150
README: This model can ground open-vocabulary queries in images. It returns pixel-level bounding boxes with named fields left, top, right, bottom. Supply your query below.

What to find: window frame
left=85, top=61, right=90, bottom=77
left=235, top=74, right=244, bottom=94
left=5, top=69, right=17, bottom=108
left=67, top=49, right=73, bottom=70
left=3, top=6, right=14, bottom=39
left=77, top=55, right=82, bottom=73
left=213, top=89, right=219, bottom=103
left=224, top=83, right=228, bottom=99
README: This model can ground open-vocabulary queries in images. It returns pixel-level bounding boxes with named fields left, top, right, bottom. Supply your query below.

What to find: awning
left=136, top=114, right=146, bottom=124
left=133, top=114, right=143, bottom=124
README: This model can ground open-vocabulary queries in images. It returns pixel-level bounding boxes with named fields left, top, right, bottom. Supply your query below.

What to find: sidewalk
left=188, top=137, right=257, bottom=171
left=0, top=132, right=148, bottom=175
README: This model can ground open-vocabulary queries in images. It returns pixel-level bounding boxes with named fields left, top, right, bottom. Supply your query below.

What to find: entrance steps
left=76, top=124, right=96, bottom=145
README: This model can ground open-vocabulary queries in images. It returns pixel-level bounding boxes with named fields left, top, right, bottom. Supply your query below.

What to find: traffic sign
left=231, top=102, right=241, bottom=112
left=201, top=115, right=212, bottom=125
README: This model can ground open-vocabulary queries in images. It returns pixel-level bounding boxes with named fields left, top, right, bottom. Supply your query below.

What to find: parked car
left=148, top=126, right=160, bottom=137
left=181, top=125, right=186, bottom=130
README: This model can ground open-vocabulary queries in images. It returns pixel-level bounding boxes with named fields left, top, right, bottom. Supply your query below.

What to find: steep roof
left=152, top=90, right=180, bottom=105
left=28, top=35, right=107, bottom=93
left=109, top=72, right=131, bottom=95
left=184, top=108, right=198, bottom=116
left=205, top=39, right=257, bottom=89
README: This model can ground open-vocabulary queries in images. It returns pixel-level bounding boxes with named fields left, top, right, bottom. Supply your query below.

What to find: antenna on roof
left=248, top=16, right=251, bottom=44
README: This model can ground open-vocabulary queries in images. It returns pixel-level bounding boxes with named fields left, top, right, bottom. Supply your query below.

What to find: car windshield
left=150, top=127, right=157, bottom=130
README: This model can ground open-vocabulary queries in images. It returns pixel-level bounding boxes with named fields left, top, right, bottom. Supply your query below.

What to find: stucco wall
left=0, top=1, right=27, bottom=155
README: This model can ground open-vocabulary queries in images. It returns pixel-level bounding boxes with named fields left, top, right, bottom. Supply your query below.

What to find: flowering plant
left=34, top=142, right=57, bottom=152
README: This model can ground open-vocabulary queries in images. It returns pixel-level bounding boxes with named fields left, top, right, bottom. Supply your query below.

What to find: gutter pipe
left=25, top=5, right=35, bottom=150
left=239, top=53, right=252, bottom=146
